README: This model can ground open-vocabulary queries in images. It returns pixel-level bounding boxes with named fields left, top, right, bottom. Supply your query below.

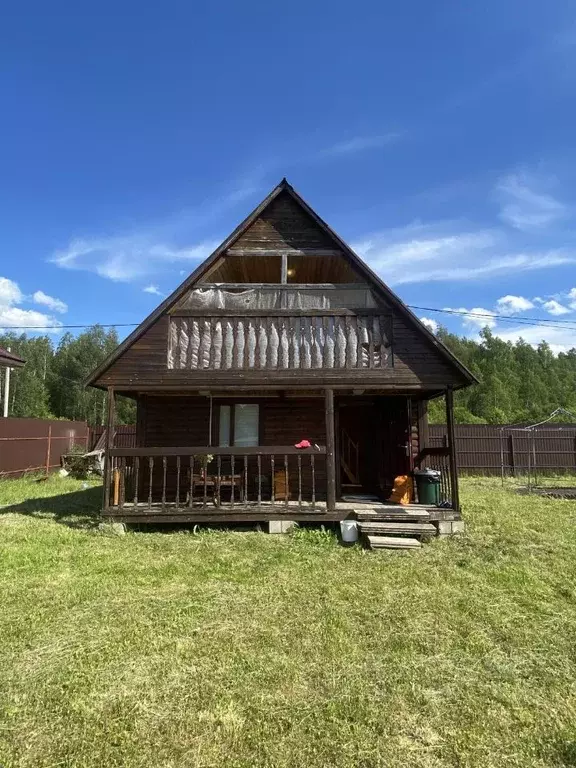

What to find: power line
left=409, top=306, right=576, bottom=332
left=0, top=306, right=575, bottom=333
left=0, top=322, right=138, bottom=330
left=411, top=305, right=576, bottom=325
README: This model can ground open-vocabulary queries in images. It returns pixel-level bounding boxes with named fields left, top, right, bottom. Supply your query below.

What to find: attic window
left=361, top=342, right=387, bottom=368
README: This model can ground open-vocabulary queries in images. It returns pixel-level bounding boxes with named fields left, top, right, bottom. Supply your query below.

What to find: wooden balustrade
left=106, top=446, right=327, bottom=514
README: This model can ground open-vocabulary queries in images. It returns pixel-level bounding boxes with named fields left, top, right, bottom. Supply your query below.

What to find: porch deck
left=102, top=499, right=456, bottom=524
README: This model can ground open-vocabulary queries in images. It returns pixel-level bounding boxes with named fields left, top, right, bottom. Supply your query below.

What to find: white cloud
left=32, top=290, right=67, bottom=314
left=143, top=285, right=163, bottom=296
left=52, top=236, right=219, bottom=282
left=542, top=299, right=571, bottom=315
left=352, top=222, right=576, bottom=285
left=447, top=307, right=497, bottom=331
left=494, top=324, right=576, bottom=355
left=420, top=316, right=438, bottom=333
left=495, top=295, right=534, bottom=315
left=0, top=277, right=23, bottom=306
left=0, top=278, right=61, bottom=332
left=50, top=176, right=264, bottom=283
left=323, top=133, right=400, bottom=156
left=495, top=172, right=567, bottom=232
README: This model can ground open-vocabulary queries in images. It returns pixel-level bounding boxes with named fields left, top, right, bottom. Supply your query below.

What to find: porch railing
left=105, top=446, right=327, bottom=513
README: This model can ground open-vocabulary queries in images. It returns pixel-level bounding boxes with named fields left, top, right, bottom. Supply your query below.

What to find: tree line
left=1, top=324, right=575, bottom=426
left=428, top=327, right=576, bottom=424
left=0, top=327, right=135, bottom=424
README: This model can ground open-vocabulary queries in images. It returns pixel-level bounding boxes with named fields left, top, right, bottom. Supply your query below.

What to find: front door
left=379, top=399, right=412, bottom=497
left=338, top=401, right=382, bottom=496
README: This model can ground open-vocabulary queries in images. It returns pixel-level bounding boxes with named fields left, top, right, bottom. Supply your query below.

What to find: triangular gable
left=86, top=179, right=477, bottom=388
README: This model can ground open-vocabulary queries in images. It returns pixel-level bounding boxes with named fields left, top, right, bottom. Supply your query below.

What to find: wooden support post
left=113, top=468, right=120, bottom=506
left=445, top=387, right=460, bottom=513
left=103, top=387, right=116, bottom=512
left=325, top=388, right=336, bottom=512
left=45, top=425, right=52, bottom=476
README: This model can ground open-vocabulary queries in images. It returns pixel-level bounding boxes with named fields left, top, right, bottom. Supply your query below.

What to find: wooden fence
left=0, top=418, right=89, bottom=478
left=429, top=424, right=576, bottom=475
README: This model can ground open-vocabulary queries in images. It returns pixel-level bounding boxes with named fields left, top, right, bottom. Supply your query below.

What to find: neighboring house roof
left=86, top=178, right=478, bottom=389
left=0, top=346, right=25, bottom=368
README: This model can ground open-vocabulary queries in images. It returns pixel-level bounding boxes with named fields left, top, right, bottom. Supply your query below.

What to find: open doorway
left=337, top=397, right=412, bottom=500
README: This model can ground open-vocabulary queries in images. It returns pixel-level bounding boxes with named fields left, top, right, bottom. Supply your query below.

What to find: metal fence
left=3, top=420, right=573, bottom=480
left=0, top=418, right=89, bottom=478
left=90, top=423, right=576, bottom=476
left=430, top=424, right=576, bottom=476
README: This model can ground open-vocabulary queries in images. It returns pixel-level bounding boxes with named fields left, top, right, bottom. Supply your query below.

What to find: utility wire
left=0, top=306, right=576, bottom=332
left=410, top=305, right=576, bottom=328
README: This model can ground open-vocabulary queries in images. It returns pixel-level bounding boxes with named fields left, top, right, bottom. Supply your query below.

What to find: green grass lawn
left=1, top=475, right=576, bottom=767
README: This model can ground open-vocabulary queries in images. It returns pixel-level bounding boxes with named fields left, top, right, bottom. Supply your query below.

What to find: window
left=218, top=404, right=259, bottom=447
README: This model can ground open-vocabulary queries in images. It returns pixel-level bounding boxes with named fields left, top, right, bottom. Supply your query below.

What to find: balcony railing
left=105, top=446, right=327, bottom=514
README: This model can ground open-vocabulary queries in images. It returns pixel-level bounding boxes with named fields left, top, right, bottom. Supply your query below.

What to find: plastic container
left=340, top=519, right=358, bottom=543
left=414, top=468, right=441, bottom=505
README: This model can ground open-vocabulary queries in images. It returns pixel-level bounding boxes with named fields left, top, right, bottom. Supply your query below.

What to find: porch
left=102, top=387, right=460, bottom=523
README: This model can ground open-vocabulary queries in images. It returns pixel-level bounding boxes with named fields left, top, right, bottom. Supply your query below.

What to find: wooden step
left=359, top=521, right=437, bottom=537
left=356, top=508, right=431, bottom=523
left=367, top=535, right=422, bottom=550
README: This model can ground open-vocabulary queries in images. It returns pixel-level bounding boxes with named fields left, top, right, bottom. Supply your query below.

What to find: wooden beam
left=197, top=283, right=366, bottom=291
left=226, top=248, right=343, bottom=257
left=110, top=445, right=326, bottom=458
left=169, top=308, right=389, bottom=317
left=445, top=386, right=460, bottom=513
left=102, top=387, right=116, bottom=511
left=102, top=509, right=351, bottom=523
left=110, top=383, right=441, bottom=393
left=325, top=388, right=337, bottom=512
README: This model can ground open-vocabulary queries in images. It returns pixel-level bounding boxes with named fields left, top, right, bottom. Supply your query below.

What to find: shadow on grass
left=1, top=486, right=102, bottom=529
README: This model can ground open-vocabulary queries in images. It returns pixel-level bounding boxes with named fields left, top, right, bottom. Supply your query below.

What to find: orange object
left=388, top=475, right=413, bottom=505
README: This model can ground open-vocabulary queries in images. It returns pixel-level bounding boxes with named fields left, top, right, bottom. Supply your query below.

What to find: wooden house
left=86, top=179, right=476, bottom=537
left=0, top=347, right=25, bottom=369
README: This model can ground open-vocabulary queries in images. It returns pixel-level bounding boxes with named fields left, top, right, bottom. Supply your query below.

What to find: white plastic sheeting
left=168, top=314, right=391, bottom=370
left=175, top=287, right=380, bottom=311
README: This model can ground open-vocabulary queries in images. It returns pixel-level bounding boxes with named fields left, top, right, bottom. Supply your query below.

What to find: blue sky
left=2, top=0, right=576, bottom=351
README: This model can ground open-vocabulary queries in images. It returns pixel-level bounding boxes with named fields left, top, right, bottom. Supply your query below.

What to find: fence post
left=509, top=434, right=516, bottom=477
left=45, top=425, right=52, bottom=476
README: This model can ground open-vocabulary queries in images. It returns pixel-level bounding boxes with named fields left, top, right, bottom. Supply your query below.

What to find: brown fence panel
left=429, top=424, right=576, bottom=475
left=0, top=418, right=89, bottom=478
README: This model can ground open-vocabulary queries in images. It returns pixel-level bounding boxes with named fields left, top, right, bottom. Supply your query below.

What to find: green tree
left=0, top=333, right=54, bottom=418
left=49, top=326, right=135, bottom=424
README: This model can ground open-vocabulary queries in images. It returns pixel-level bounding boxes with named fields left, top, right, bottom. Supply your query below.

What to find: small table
left=191, top=473, right=244, bottom=505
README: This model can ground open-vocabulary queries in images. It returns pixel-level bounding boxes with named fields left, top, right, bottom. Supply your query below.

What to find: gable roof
left=86, top=178, right=477, bottom=388
left=0, top=346, right=25, bottom=368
